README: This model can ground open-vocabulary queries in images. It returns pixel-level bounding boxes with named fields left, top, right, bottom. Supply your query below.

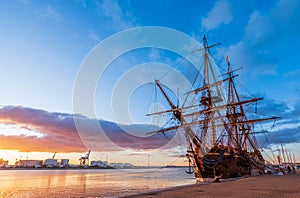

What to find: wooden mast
left=281, top=143, right=287, bottom=166
left=202, top=35, right=216, bottom=146
left=226, top=57, right=239, bottom=147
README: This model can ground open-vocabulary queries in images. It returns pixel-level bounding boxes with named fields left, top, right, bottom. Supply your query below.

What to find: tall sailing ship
left=147, top=36, right=279, bottom=181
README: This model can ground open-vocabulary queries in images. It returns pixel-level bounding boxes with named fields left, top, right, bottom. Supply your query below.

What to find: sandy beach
left=123, top=171, right=300, bottom=198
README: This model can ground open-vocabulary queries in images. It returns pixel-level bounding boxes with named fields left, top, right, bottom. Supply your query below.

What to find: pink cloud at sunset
left=0, top=106, right=174, bottom=153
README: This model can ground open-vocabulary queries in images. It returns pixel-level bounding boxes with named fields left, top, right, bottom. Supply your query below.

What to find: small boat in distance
left=147, top=36, right=280, bottom=181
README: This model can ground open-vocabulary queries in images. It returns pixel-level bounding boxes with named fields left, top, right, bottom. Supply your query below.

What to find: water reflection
left=0, top=168, right=195, bottom=197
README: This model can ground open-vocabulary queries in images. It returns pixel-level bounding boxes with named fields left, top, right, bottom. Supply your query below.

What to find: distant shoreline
left=0, top=166, right=188, bottom=170
left=0, top=166, right=113, bottom=170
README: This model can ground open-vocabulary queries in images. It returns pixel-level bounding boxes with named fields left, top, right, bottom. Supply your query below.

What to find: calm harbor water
left=0, top=168, right=195, bottom=197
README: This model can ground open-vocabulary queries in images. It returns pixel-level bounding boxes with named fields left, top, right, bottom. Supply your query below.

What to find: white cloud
left=244, top=11, right=274, bottom=45
left=272, top=0, right=299, bottom=24
left=201, top=0, right=233, bottom=31
left=148, top=48, right=161, bottom=61
left=223, top=40, right=278, bottom=78
left=218, top=0, right=299, bottom=77
left=76, top=0, right=87, bottom=7
left=96, top=0, right=135, bottom=31
left=39, top=5, right=61, bottom=23
left=88, top=31, right=101, bottom=43
left=283, top=69, right=300, bottom=77
left=20, top=0, right=30, bottom=4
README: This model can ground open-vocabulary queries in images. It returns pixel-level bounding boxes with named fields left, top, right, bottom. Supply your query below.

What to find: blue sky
left=0, top=0, right=299, bottom=165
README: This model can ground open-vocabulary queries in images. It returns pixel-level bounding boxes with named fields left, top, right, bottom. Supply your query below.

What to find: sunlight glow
left=0, top=124, right=45, bottom=138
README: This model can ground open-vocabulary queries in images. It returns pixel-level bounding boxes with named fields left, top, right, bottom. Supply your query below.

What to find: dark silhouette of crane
left=52, top=152, right=57, bottom=159
left=79, top=150, right=91, bottom=166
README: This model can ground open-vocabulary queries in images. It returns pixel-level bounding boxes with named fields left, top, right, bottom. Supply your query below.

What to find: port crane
left=79, top=150, right=91, bottom=166
left=52, top=152, right=57, bottom=159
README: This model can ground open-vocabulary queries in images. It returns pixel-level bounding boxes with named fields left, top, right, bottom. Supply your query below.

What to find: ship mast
left=200, top=35, right=224, bottom=147
left=154, top=80, right=201, bottom=146
left=226, top=58, right=239, bottom=147
left=154, top=79, right=203, bottom=178
left=225, top=57, right=263, bottom=151
left=202, top=36, right=216, bottom=146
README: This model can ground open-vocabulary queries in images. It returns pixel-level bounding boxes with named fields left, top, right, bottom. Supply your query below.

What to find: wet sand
left=122, top=172, right=300, bottom=198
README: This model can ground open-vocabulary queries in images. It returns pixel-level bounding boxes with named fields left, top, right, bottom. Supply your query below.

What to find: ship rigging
left=147, top=36, right=280, bottom=181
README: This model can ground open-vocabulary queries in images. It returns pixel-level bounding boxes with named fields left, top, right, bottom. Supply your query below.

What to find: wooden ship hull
left=193, top=149, right=263, bottom=180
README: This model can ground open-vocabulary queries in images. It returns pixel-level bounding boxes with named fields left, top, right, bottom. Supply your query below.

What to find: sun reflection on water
left=0, top=168, right=195, bottom=197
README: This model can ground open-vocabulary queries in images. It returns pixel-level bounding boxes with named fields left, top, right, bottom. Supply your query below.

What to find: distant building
left=16, top=160, right=43, bottom=168
left=109, top=163, right=133, bottom=168
left=90, top=160, right=108, bottom=167
left=59, top=159, right=69, bottom=167
left=43, top=159, right=58, bottom=167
